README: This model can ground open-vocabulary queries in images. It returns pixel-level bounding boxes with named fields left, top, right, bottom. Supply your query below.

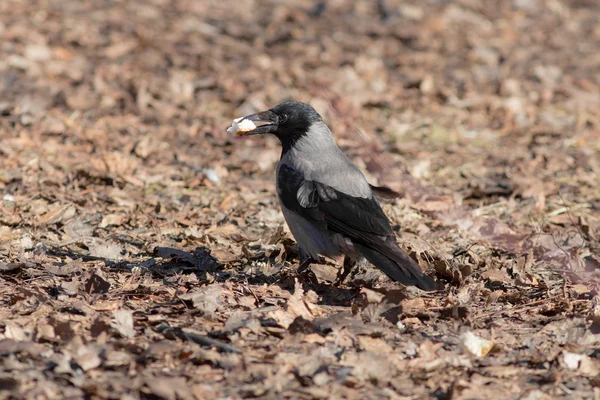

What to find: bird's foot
left=335, top=256, right=356, bottom=286
left=297, top=251, right=320, bottom=286
left=297, top=251, right=313, bottom=274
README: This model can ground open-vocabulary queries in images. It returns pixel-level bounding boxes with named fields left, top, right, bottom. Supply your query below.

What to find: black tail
left=354, top=242, right=435, bottom=291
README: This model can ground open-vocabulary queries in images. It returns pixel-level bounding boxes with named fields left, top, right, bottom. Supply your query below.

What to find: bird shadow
left=43, top=244, right=359, bottom=307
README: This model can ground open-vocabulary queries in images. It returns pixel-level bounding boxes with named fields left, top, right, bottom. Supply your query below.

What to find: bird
left=228, top=101, right=435, bottom=291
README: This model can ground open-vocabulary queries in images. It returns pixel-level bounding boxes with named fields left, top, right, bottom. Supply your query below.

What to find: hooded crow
left=229, top=101, right=435, bottom=291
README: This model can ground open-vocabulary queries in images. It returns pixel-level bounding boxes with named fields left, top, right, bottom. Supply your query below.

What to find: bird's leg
left=335, top=256, right=356, bottom=286
left=297, top=248, right=314, bottom=274
left=296, top=249, right=321, bottom=286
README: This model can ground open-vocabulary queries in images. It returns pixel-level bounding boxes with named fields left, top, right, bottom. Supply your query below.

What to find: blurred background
left=1, top=0, right=598, bottom=267
left=1, top=0, right=598, bottom=202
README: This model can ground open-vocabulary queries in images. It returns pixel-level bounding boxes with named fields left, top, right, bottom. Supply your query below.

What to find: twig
left=558, top=383, right=572, bottom=395
left=421, top=237, right=454, bottom=271
left=40, top=238, right=82, bottom=248
left=179, top=328, right=241, bottom=354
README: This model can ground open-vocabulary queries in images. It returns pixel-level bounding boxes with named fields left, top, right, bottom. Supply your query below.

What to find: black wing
left=277, top=164, right=393, bottom=240
left=277, top=164, right=435, bottom=290
left=369, top=184, right=401, bottom=200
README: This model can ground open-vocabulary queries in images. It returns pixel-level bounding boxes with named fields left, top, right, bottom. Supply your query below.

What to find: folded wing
left=277, top=164, right=435, bottom=290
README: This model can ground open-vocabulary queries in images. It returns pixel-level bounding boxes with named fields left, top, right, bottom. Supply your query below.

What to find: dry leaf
left=38, top=204, right=75, bottom=225
left=84, top=269, right=111, bottom=294
left=357, top=336, right=394, bottom=354
left=88, top=240, right=124, bottom=261
left=561, top=352, right=600, bottom=376
left=75, top=345, right=103, bottom=371
left=99, top=214, right=125, bottom=228
left=179, top=284, right=226, bottom=317
left=112, top=309, right=135, bottom=338
left=287, top=279, right=319, bottom=321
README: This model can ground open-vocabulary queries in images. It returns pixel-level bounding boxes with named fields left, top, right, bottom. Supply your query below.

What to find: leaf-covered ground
left=1, top=0, right=600, bottom=399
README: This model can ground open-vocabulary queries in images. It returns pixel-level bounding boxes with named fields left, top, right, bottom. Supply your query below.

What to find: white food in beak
left=227, top=117, right=257, bottom=135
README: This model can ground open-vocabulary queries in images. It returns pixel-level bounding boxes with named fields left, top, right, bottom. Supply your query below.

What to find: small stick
left=179, top=328, right=242, bottom=354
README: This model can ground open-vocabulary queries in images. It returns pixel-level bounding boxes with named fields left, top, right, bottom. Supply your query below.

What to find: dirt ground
left=1, top=0, right=600, bottom=399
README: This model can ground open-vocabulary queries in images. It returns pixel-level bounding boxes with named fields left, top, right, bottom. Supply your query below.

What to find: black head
left=230, top=101, right=323, bottom=152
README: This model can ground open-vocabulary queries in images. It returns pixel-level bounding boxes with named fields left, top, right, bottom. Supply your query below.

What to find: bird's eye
left=279, top=114, right=288, bottom=124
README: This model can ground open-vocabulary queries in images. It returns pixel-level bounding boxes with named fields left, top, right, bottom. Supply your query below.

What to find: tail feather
left=353, top=242, right=435, bottom=291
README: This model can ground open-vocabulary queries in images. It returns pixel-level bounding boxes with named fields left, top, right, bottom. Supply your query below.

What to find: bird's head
left=229, top=101, right=323, bottom=150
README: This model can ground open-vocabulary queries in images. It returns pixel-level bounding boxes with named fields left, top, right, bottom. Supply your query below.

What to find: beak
left=236, top=110, right=279, bottom=136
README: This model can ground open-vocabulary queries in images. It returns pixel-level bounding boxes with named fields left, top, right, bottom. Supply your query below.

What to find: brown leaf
left=37, top=323, right=56, bottom=342
left=288, top=316, right=316, bottom=335
left=314, top=313, right=380, bottom=336
left=0, top=262, right=22, bottom=273
left=303, top=333, right=326, bottom=344
left=88, top=240, right=124, bottom=261
left=74, top=345, right=103, bottom=371
left=309, top=263, right=339, bottom=284
left=179, top=284, right=227, bottom=317
left=286, top=279, right=319, bottom=321
left=224, top=310, right=261, bottom=334
left=105, top=39, right=139, bottom=59
left=84, top=269, right=111, bottom=294
left=144, top=376, right=194, bottom=400
left=91, top=317, right=112, bottom=338
left=38, top=203, right=75, bottom=225
left=360, top=288, right=385, bottom=304
left=63, top=218, right=94, bottom=239
left=4, top=323, right=26, bottom=341
left=342, top=351, right=395, bottom=383
left=400, top=298, right=426, bottom=314
left=0, top=339, right=43, bottom=357
left=99, top=214, right=125, bottom=228
left=111, top=309, right=136, bottom=338
left=357, top=336, right=394, bottom=354
left=52, top=320, right=76, bottom=342
left=0, top=226, right=18, bottom=243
